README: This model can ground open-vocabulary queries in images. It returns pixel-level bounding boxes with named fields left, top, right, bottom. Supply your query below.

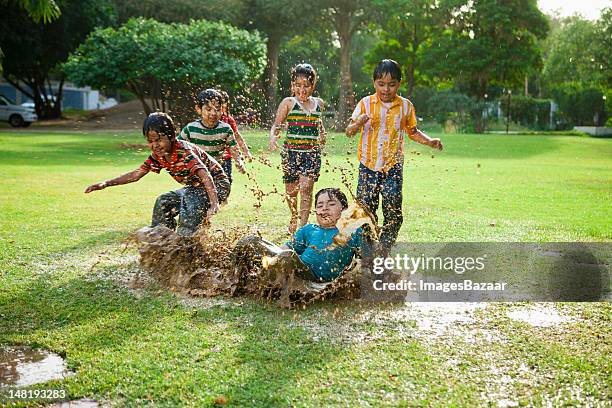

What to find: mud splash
left=132, top=201, right=375, bottom=308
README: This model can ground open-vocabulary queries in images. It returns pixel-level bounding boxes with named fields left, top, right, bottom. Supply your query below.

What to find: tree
left=366, top=0, right=445, bottom=98
left=323, top=0, right=376, bottom=128
left=423, top=0, right=548, bottom=132
left=594, top=8, right=611, bottom=89
left=111, top=0, right=243, bottom=24
left=0, top=0, right=114, bottom=119
left=64, top=18, right=266, bottom=124
left=11, top=0, right=61, bottom=23
left=541, top=16, right=603, bottom=91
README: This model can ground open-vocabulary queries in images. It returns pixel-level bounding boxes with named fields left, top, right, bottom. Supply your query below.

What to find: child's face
left=291, top=76, right=316, bottom=102
left=196, top=101, right=222, bottom=127
left=315, top=192, right=344, bottom=228
left=146, top=130, right=172, bottom=157
left=373, top=73, right=401, bottom=103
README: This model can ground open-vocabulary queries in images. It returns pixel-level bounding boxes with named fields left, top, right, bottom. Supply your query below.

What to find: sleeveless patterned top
left=283, top=97, right=322, bottom=152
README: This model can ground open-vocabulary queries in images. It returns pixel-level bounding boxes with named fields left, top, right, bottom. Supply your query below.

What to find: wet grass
left=0, top=129, right=610, bottom=406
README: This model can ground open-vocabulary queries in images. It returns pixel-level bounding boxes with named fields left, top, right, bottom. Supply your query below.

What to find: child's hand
left=429, top=139, right=443, bottom=150
left=319, top=130, right=327, bottom=146
left=236, top=160, right=247, bottom=174
left=84, top=182, right=106, bottom=193
left=207, top=202, right=220, bottom=218
left=269, top=136, right=280, bottom=151
left=356, top=114, right=370, bottom=126
left=244, top=150, right=254, bottom=162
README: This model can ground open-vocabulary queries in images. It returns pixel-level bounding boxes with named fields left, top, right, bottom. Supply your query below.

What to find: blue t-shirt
left=285, top=224, right=362, bottom=282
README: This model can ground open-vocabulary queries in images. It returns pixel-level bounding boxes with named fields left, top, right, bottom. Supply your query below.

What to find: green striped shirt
left=178, top=120, right=236, bottom=160
left=284, top=97, right=322, bottom=152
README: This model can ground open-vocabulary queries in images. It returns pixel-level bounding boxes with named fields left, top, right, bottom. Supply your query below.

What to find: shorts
left=222, top=158, right=232, bottom=185
left=281, top=148, right=321, bottom=184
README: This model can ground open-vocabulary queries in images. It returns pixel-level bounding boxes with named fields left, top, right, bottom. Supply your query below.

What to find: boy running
left=346, top=59, right=442, bottom=256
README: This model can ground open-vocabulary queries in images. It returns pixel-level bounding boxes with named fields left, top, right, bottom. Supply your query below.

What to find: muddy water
left=132, top=200, right=375, bottom=308
left=0, top=346, right=70, bottom=387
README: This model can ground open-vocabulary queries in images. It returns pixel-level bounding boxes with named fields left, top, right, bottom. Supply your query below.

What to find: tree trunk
left=264, top=33, right=281, bottom=125
left=335, top=11, right=354, bottom=131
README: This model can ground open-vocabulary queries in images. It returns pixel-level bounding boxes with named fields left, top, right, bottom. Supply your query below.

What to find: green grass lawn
left=0, top=129, right=610, bottom=407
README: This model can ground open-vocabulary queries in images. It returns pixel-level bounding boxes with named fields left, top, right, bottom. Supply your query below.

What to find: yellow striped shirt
left=350, top=94, right=417, bottom=172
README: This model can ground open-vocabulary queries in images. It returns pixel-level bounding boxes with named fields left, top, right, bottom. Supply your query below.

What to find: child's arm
left=407, top=127, right=443, bottom=150
left=84, top=168, right=148, bottom=193
left=269, top=98, right=292, bottom=151
left=345, top=114, right=370, bottom=137
left=234, top=130, right=253, bottom=161
left=317, top=98, right=327, bottom=146
left=229, top=145, right=246, bottom=174
left=194, top=168, right=220, bottom=218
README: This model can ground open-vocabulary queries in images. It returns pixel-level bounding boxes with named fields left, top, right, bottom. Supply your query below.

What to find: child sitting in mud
left=84, top=112, right=230, bottom=236
left=233, top=188, right=363, bottom=283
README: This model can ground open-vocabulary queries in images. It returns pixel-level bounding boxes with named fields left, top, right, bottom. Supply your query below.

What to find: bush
left=64, top=18, right=267, bottom=125
left=499, top=95, right=552, bottom=130
left=551, top=84, right=607, bottom=127
left=427, top=90, right=485, bottom=133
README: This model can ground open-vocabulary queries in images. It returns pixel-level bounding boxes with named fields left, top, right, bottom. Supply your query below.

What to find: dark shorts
left=222, top=158, right=232, bottom=185
left=281, top=148, right=321, bottom=184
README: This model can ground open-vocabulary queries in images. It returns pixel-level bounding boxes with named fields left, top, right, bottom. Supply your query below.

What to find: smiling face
left=373, top=73, right=401, bottom=103
left=196, top=100, right=222, bottom=127
left=291, top=76, right=316, bottom=103
left=146, top=130, right=173, bottom=157
left=315, top=192, right=345, bottom=228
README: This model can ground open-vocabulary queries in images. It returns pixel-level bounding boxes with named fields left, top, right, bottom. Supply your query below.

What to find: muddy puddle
left=0, top=346, right=71, bottom=387
left=131, top=200, right=376, bottom=308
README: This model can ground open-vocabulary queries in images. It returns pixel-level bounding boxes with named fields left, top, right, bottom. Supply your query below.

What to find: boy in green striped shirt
left=179, top=89, right=246, bottom=186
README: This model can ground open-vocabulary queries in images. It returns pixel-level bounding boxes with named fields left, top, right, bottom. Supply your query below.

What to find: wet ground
left=0, top=346, right=70, bottom=387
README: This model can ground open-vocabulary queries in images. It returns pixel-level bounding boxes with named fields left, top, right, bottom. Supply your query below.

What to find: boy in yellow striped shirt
left=346, top=59, right=442, bottom=256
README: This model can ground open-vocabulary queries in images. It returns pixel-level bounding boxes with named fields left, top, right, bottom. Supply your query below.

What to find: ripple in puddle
left=0, top=346, right=71, bottom=387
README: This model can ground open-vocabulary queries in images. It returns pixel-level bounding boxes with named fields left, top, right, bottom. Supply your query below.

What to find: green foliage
left=541, top=16, right=604, bottom=91
left=365, top=0, right=444, bottom=96
left=551, top=84, right=607, bottom=127
left=594, top=7, right=612, bottom=89
left=499, top=95, right=551, bottom=130
left=64, top=18, right=266, bottom=123
left=424, top=0, right=548, bottom=101
left=0, top=0, right=115, bottom=119
left=111, top=0, right=245, bottom=24
left=426, top=90, right=485, bottom=133
left=13, top=0, right=61, bottom=23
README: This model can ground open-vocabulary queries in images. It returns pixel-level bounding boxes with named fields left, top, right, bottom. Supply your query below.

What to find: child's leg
left=151, top=189, right=183, bottom=230
left=282, top=149, right=300, bottom=233
left=177, top=186, right=209, bottom=236
left=285, top=181, right=299, bottom=233
left=222, top=158, right=233, bottom=186
left=379, top=163, right=404, bottom=253
left=297, top=175, right=315, bottom=227
left=296, top=150, right=321, bottom=227
left=356, top=164, right=382, bottom=266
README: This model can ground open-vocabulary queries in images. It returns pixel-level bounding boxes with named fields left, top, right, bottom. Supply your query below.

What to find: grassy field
left=0, top=129, right=610, bottom=407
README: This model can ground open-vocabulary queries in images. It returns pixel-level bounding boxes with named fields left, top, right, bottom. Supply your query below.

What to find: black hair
left=196, top=88, right=222, bottom=108
left=290, top=63, right=317, bottom=84
left=315, top=188, right=349, bottom=210
left=373, top=59, right=402, bottom=81
left=142, top=112, right=176, bottom=141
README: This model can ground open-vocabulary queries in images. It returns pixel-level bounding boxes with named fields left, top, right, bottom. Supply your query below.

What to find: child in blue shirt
left=233, top=188, right=362, bottom=282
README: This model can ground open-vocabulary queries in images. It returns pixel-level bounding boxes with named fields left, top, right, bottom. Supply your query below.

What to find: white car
left=0, top=95, right=37, bottom=127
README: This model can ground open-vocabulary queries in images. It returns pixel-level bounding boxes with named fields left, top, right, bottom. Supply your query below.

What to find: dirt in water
left=132, top=201, right=375, bottom=308
left=0, top=346, right=71, bottom=387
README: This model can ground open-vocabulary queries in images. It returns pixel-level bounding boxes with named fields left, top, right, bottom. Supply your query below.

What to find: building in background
left=0, top=81, right=117, bottom=111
